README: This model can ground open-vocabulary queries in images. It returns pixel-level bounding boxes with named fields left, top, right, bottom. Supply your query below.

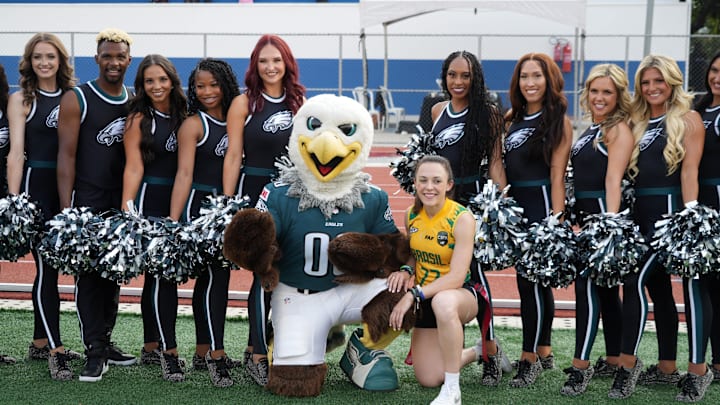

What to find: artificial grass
left=0, top=309, right=717, bottom=404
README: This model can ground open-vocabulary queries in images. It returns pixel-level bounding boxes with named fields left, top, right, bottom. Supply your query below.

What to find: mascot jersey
left=407, top=198, right=469, bottom=286
left=699, top=105, right=720, bottom=208
left=258, top=183, right=397, bottom=292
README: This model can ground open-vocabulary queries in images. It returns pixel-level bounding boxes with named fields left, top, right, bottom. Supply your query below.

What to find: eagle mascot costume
left=224, top=94, right=415, bottom=397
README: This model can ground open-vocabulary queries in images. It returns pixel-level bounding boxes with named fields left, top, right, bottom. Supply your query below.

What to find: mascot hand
left=223, top=209, right=281, bottom=290
left=362, top=290, right=416, bottom=342
left=329, top=232, right=411, bottom=283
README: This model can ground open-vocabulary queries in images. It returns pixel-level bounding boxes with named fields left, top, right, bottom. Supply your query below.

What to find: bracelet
left=399, top=264, right=414, bottom=276
left=415, top=285, right=426, bottom=301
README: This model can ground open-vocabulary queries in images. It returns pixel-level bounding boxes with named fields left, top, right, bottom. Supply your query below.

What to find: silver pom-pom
left=576, top=210, right=648, bottom=287
left=468, top=180, right=527, bottom=270
left=38, top=207, right=103, bottom=276
left=516, top=212, right=577, bottom=288
left=564, top=163, right=576, bottom=224
left=0, top=194, right=44, bottom=261
left=145, top=219, right=202, bottom=283
left=390, top=127, right=436, bottom=194
left=190, top=194, right=252, bottom=269
left=93, top=206, right=153, bottom=283
left=651, top=202, right=720, bottom=277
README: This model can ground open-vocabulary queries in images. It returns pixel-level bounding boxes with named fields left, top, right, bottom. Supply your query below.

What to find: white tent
left=358, top=0, right=588, bottom=90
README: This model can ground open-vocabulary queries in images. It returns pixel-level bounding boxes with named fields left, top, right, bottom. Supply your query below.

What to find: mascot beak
left=298, top=131, right=362, bottom=182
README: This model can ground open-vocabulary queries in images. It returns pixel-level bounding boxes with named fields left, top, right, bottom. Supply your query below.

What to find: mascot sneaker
left=340, top=328, right=398, bottom=391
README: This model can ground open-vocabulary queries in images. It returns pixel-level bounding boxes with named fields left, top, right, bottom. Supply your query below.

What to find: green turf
left=0, top=309, right=716, bottom=404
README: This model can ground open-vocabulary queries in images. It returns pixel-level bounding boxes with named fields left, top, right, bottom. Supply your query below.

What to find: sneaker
left=140, top=347, right=161, bottom=365
left=28, top=343, right=83, bottom=361
left=242, top=350, right=251, bottom=368
left=246, top=357, right=269, bottom=386
left=497, top=342, right=512, bottom=373
left=48, top=352, right=74, bottom=381
left=79, top=348, right=109, bottom=383
left=480, top=347, right=505, bottom=387
left=430, top=383, right=461, bottom=405
left=205, top=351, right=233, bottom=387
left=160, top=352, right=185, bottom=382
left=560, top=365, right=595, bottom=396
left=539, top=354, right=555, bottom=370
left=594, top=357, right=620, bottom=378
left=509, top=358, right=542, bottom=388
left=608, top=358, right=643, bottom=399
left=676, top=368, right=713, bottom=402
left=106, top=342, right=137, bottom=366
left=0, top=354, right=16, bottom=364
left=193, top=353, right=240, bottom=371
left=638, top=364, right=683, bottom=385
left=340, top=328, right=398, bottom=391
left=711, top=365, right=720, bottom=382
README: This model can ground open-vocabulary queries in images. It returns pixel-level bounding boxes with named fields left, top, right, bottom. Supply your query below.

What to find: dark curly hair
left=187, top=58, right=240, bottom=118
left=439, top=51, right=503, bottom=177
left=127, top=54, right=187, bottom=165
left=694, top=51, right=720, bottom=113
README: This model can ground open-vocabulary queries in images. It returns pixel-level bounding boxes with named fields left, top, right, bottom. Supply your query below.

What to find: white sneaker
left=430, top=384, right=461, bottom=405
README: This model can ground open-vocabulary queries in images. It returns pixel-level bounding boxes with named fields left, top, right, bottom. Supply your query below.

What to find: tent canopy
left=359, top=0, right=587, bottom=29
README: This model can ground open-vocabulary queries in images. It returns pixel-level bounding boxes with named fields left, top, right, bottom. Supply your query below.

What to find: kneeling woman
left=389, top=155, right=481, bottom=405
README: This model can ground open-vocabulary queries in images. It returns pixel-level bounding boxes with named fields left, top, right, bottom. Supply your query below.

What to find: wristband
left=415, top=285, right=426, bottom=301
left=399, top=264, right=414, bottom=276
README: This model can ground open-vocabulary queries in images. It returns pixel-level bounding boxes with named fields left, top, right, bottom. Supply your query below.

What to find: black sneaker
left=242, top=351, right=252, bottom=368
left=28, top=343, right=83, bottom=361
left=608, top=358, right=643, bottom=399
left=480, top=346, right=506, bottom=387
left=638, top=364, right=683, bottom=385
left=711, top=365, right=720, bottom=382
left=193, top=353, right=239, bottom=370
left=560, top=365, right=594, bottom=396
left=539, top=354, right=555, bottom=370
left=160, top=352, right=185, bottom=382
left=106, top=342, right=136, bottom=366
left=79, top=350, right=108, bottom=383
left=594, top=357, right=619, bottom=378
left=676, top=369, right=713, bottom=402
left=509, top=358, right=542, bottom=388
left=0, top=354, right=16, bottom=364
left=205, top=352, right=233, bottom=387
left=192, top=353, right=207, bottom=370
left=246, top=357, right=269, bottom=386
left=140, top=347, right=161, bottom=365
left=49, top=352, right=74, bottom=381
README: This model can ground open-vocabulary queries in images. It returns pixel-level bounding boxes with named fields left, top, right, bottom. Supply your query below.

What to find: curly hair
left=244, top=34, right=305, bottom=115
left=0, top=64, right=8, bottom=114
left=127, top=54, right=187, bottom=165
left=18, top=33, right=76, bottom=106
left=439, top=51, right=503, bottom=178
left=694, top=51, right=720, bottom=113
left=186, top=58, right=240, bottom=118
left=507, top=53, right=568, bottom=164
left=629, top=54, right=693, bottom=177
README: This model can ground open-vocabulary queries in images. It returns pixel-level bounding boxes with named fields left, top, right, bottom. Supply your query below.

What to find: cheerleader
left=504, top=53, right=572, bottom=388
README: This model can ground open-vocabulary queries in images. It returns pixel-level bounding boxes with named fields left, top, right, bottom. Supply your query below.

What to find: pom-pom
left=145, top=218, right=202, bottom=283
left=651, top=203, right=720, bottom=277
left=467, top=180, right=527, bottom=270
left=0, top=194, right=44, bottom=261
left=389, top=128, right=435, bottom=194
left=190, top=194, right=253, bottom=270
left=564, top=163, right=577, bottom=225
left=516, top=212, right=577, bottom=288
left=38, top=207, right=103, bottom=276
left=92, top=206, right=153, bottom=283
left=576, top=210, right=648, bottom=287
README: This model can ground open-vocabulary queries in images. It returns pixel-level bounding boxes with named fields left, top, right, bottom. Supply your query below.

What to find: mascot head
left=288, top=94, right=374, bottom=199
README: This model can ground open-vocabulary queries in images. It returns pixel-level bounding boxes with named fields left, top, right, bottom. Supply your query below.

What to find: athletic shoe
left=242, top=351, right=251, bottom=368
left=608, top=358, right=643, bottom=399
left=560, top=365, right=595, bottom=396
left=480, top=346, right=506, bottom=386
left=539, top=353, right=555, bottom=370
left=193, top=353, right=240, bottom=371
left=106, top=342, right=136, bottom=366
left=205, top=351, right=233, bottom=388
left=140, top=347, right=161, bottom=365
left=28, top=343, right=82, bottom=361
left=430, top=383, right=461, bottom=405
left=711, top=365, right=720, bottom=382
left=79, top=348, right=108, bottom=383
left=509, top=358, right=542, bottom=388
left=594, top=357, right=619, bottom=377
left=246, top=357, right=269, bottom=386
left=48, top=352, right=73, bottom=381
left=340, top=328, right=399, bottom=391
left=638, top=363, right=683, bottom=385
left=676, top=368, right=713, bottom=402
left=0, top=354, right=16, bottom=364
left=498, top=342, right=513, bottom=373
left=160, top=352, right=185, bottom=382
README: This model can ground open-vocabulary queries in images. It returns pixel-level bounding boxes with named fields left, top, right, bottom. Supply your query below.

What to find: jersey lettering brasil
left=256, top=182, right=397, bottom=292
left=407, top=198, right=469, bottom=286
left=698, top=105, right=720, bottom=208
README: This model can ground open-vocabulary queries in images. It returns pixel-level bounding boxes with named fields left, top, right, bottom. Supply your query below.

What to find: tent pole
left=383, top=22, right=389, bottom=89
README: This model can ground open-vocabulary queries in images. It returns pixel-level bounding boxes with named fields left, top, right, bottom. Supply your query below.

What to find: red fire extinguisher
left=553, top=42, right=563, bottom=63
left=562, top=42, right=572, bottom=73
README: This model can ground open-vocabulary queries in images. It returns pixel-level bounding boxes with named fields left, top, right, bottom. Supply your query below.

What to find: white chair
left=378, top=85, right=406, bottom=130
left=352, top=86, right=381, bottom=129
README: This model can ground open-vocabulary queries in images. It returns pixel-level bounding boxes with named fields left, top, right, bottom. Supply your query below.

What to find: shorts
left=414, top=281, right=480, bottom=328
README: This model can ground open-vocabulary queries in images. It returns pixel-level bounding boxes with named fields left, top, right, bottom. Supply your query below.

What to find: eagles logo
left=437, top=231, right=449, bottom=246
left=262, top=110, right=293, bottom=134
left=165, top=132, right=178, bottom=152
left=638, top=126, right=664, bottom=151
left=46, top=106, right=60, bottom=129
left=505, top=127, right=535, bottom=152
left=215, top=134, right=229, bottom=157
left=0, top=126, right=9, bottom=149
left=383, top=204, right=394, bottom=223
left=432, top=123, right=465, bottom=149
left=96, top=117, right=126, bottom=146
left=571, top=132, right=594, bottom=157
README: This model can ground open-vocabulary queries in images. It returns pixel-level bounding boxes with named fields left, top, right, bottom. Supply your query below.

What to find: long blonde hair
left=580, top=63, right=632, bottom=140
left=628, top=55, right=692, bottom=178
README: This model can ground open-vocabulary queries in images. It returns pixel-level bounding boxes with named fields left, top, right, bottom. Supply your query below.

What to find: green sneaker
left=339, top=328, right=398, bottom=391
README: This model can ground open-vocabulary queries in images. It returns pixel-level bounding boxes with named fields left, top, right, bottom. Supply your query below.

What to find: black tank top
left=143, top=109, right=178, bottom=180
left=0, top=109, right=8, bottom=196
left=698, top=105, right=720, bottom=209
left=571, top=123, right=609, bottom=214
left=25, top=89, right=62, bottom=163
left=431, top=102, right=467, bottom=179
left=192, top=110, right=227, bottom=191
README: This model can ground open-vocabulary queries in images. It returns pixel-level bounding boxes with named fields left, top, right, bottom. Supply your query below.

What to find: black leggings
left=516, top=274, right=554, bottom=353
left=683, top=276, right=712, bottom=364
left=141, top=275, right=179, bottom=351
left=708, top=274, right=720, bottom=365
left=31, top=249, right=62, bottom=349
left=75, top=272, right=120, bottom=349
left=192, top=267, right=230, bottom=351
left=573, top=275, right=622, bottom=360
left=246, top=274, right=271, bottom=355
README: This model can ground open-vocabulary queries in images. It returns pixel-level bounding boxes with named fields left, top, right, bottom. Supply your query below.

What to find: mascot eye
left=306, top=116, right=322, bottom=131
left=338, top=123, right=357, bottom=136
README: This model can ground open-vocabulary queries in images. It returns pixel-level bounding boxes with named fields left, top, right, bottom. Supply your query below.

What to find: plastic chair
left=378, top=86, right=406, bottom=129
left=352, top=86, right=381, bottom=129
